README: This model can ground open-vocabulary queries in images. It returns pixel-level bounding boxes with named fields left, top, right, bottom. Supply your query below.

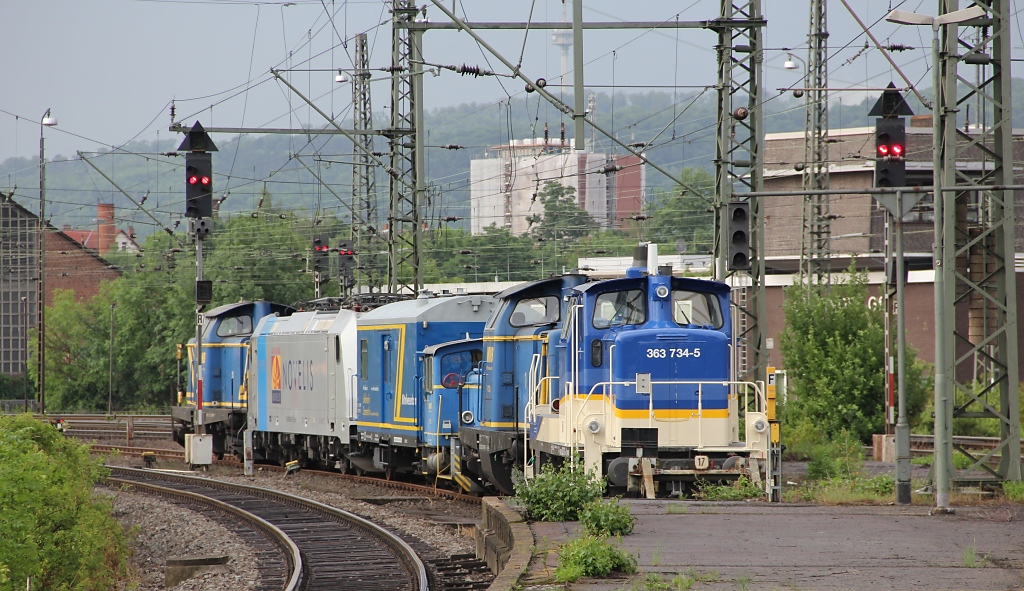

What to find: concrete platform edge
left=477, top=496, right=533, bottom=591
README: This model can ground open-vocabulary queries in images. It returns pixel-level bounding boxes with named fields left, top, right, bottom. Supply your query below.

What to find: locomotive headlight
left=753, top=419, right=768, bottom=433
left=587, top=420, right=602, bottom=434
left=654, top=285, right=669, bottom=299
left=460, top=410, right=475, bottom=424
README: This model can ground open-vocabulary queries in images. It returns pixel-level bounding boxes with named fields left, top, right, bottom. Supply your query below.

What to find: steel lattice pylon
left=714, top=0, right=765, bottom=384
left=799, top=0, right=830, bottom=284
left=386, top=1, right=424, bottom=295
left=350, top=32, right=383, bottom=293
left=934, top=0, right=1020, bottom=487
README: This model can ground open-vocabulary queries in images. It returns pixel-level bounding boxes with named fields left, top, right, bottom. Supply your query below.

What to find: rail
left=105, top=472, right=302, bottom=591
left=36, top=413, right=172, bottom=441
left=107, top=466, right=428, bottom=591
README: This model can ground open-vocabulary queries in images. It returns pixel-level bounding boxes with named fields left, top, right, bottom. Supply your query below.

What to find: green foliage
left=513, top=459, right=605, bottom=522
left=1002, top=481, right=1024, bottom=502
left=778, top=266, right=931, bottom=443
left=852, top=474, right=895, bottom=496
left=0, top=414, right=129, bottom=590
left=526, top=182, right=598, bottom=242
left=553, top=535, right=637, bottom=583
left=644, top=169, right=715, bottom=251
left=693, top=476, right=764, bottom=501
left=805, top=430, right=864, bottom=480
left=578, top=498, right=636, bottom=536
left=0, top=374, right=31, bottom=400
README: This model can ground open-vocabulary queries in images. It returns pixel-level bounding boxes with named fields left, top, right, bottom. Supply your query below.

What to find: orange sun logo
left=271, top=355, right=282, bottom=390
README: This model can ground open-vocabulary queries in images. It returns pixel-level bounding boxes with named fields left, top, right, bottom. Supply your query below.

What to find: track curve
left=106, top=466, right=428, bottom=591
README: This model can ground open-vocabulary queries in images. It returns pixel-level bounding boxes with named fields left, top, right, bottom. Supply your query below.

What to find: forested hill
left=2, top=79, right=1020, bottom=239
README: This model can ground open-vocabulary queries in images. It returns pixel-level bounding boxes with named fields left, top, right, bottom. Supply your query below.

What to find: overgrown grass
left=693, top=476, right=764, bottom=501
left=553, top=535, right=637, bottom=583
left=1002, top=480, right=1024, bottom=502
left=786, top=474, right=896, bottom=504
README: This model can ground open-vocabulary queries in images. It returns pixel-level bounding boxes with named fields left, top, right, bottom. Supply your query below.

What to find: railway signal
left=178, top=122, right=218, bottom=219
left=874, top=118, right=906, bottom=188
left=727, top=201, right=751, bottom=271
left=338, top=240, right=355, bottom=283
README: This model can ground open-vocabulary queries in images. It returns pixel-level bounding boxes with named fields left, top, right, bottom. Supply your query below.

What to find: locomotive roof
left=263, top=309, right=353, bottom=334
left=493, top=274, right=587, bottom=300
left=422, top=337, right=480, bottom=356
left=204, top=300, right=294, bottom=318
left=573, top=275, right=730, bottom=296
left=358, top=293, right=495, bottom=325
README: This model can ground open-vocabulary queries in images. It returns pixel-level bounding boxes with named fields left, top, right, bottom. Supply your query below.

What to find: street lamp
left=38, top=108, right=57, bottom=414
left=885, top=4, right=985, bottom=513
left=109, top=302, right=117, bottom=415
left=783, top=52, right=805, bottom=71
left=21, top=297, right=28, bottom=413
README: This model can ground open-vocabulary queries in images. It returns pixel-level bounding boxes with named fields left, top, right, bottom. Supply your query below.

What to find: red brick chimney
left=97, top=203, right=115, bottom=254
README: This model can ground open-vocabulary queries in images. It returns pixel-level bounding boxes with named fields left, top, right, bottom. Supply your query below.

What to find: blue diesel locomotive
left=173, top=245, right=771, bottom=498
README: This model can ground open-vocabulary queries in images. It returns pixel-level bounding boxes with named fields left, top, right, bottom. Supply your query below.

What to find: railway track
left=41, top=413, right=172, bottom=441
left=93, top=444, right=483, bottom=503
left=908, top=434, right=1024, bottom=457
left=107, top=466, right=428, bottom=591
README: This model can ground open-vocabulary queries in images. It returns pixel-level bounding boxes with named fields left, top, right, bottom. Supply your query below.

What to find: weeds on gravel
left=735, top=574, right=751, bottom=590
left=671, top=572, right=695, bottom=590
left=962, top=539, right=987, bottom=568
left=554, top=535, right=637, bottom=583
left=667, top=504, right=687, bottom=514
left=693, top=476, right=764, bottom=501
left=579, top=498, right=636, bottom=536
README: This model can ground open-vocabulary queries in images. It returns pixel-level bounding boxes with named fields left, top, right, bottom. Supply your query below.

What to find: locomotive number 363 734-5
left=645, top=348, right=701, bottom=359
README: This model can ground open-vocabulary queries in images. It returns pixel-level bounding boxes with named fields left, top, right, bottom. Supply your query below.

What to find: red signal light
left=891, top=144, right=903, bottom=158
left=877, top=144, right=889, bottom=157
left=189, top=175, right=199, bottom=185
left=201, top=175, right=211, bottom=186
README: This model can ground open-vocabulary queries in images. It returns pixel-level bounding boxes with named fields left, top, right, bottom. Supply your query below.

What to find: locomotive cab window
left=216, top=315, right=253, bottom=337
left=672, top=290, right=723, bottom=328
left=592, top=289, right=645, bottom=329
left=509, top=296, right=559, bottom=327
left=440, top=349, right=481, bottom=380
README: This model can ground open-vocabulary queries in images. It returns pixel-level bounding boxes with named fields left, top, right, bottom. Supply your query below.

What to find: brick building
left=753, top=118, right=1024, bottom=368
left=0, top=196, right=121, bottom=379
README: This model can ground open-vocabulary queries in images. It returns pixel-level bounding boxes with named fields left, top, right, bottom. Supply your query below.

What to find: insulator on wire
left=886, top=43, right=914, bottom=52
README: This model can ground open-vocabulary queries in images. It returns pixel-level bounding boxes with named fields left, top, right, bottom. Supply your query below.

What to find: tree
left=645, top=167, right=715, bottom=253
left=778, top=267, right=931, bottom=444
left=527, top=182, right=598, bottom=242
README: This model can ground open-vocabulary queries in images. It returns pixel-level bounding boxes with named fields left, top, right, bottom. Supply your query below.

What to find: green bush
left=513, top=458, right=604, bottom=521
left=806, top=430, right=864, bottom=480
left=1002, top=481, right=1024, bottom=502
left=0, top=414, right=130, bottom=590
left=694, top=476, right=765, bottom=501
left=579, top=499, right=635, bottom=536
left=852, top=474, right=895, bottom=496
left=554, top=535, right=637, bottom=583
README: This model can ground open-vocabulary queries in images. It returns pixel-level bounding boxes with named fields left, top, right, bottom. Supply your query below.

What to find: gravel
left=100, top=452, right=480, bottom=591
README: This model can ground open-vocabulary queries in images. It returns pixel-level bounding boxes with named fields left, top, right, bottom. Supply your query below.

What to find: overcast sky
left=1, top=0, right=949, bottom=166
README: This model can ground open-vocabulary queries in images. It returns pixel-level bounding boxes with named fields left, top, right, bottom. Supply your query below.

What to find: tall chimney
left=97, top=203, right=115, bottom=254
